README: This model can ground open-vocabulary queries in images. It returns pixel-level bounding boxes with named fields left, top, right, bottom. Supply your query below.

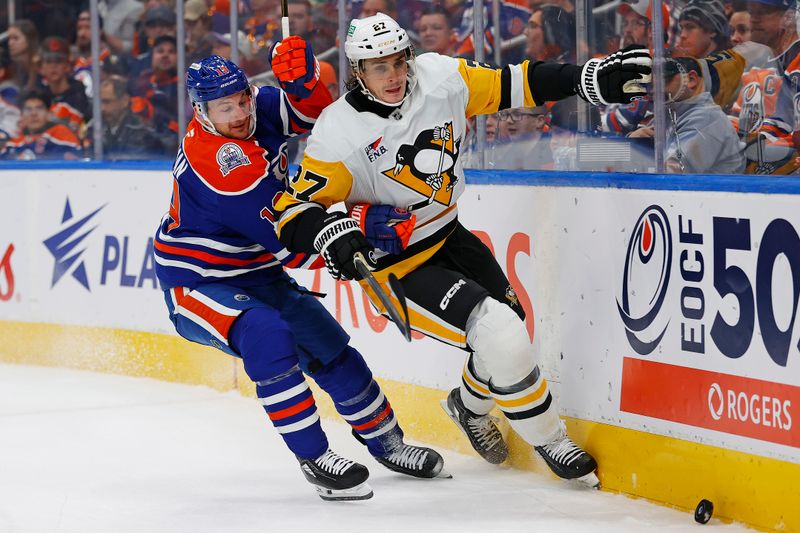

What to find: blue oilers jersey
left=154, top=84, right=330, bottom=290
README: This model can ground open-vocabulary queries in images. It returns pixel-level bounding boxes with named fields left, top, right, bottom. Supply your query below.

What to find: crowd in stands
left=0, top=0, right=798, bottom=176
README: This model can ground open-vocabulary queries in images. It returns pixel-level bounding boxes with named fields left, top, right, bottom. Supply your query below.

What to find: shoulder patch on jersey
left=217, top=142, right=251, bottom=176
left=364, top=136, right=387, bottom=162
left=183, top=118, right=269, bottom=195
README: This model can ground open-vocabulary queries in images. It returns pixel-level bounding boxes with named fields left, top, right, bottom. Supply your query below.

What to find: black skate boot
left=351, top=429, right=448, bottom=479
left=534, top=423, right=599, bottom=488
left=441, top=388, right=508, bottom=464
left=297, top=449, right=373, bottom=501
left=375, top=443, right=446, bottom=479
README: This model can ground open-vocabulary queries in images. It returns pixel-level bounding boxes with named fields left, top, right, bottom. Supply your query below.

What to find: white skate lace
left=315, top=450, right=354, bottom=475
left=540, top=436, right=583, bottom=466
left=467, top=415, right=503, bottom=450
left=385, top=445, right=428, bottom=471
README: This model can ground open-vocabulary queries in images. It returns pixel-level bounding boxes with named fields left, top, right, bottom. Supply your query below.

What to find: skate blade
left=440, top=400, right=507, bottom=466
left=440, top=400, right=464, bottom=436
left=315, top=481, right=374, bottom=502
left=572, top=471, right=600, bottom=489
left=436, top=468, right=454, bottom=479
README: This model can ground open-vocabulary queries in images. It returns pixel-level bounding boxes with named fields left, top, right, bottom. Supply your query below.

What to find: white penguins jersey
left=276, top=52, right=539, bottom=278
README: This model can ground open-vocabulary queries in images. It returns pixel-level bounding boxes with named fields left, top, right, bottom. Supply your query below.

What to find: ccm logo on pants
left=440, top=279, right=466, bottom=310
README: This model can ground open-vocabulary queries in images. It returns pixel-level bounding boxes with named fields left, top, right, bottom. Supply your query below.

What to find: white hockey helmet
left=345, top=13, right=417, bottom=107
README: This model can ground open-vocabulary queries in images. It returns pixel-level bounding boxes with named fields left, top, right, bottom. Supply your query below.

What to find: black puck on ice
left=694, top=499, right=713, bottom=524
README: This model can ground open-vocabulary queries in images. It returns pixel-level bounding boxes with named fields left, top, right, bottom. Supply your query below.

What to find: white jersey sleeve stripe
left=509, top=64, right=524, bottom=109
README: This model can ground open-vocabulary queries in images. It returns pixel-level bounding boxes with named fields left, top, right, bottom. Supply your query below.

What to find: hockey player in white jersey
left=274, top=13, right=651, bottom=486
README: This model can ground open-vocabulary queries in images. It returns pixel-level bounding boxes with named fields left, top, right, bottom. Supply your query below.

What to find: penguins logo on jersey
left=381, top=122, right=461, bottom=207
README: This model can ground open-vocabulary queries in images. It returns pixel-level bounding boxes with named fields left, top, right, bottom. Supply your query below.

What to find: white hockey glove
left=313, top=211, right=377, bottom=281
left=576, top=45, right=652, bottom=106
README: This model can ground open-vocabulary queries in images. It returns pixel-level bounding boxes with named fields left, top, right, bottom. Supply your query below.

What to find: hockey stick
left=353, top=253, right=412, bottom=342
left=387, top=273, right=411, bottom=338
left=281, top=0, right=290, bottom=38
left=426, top=126, right=449, bottom=205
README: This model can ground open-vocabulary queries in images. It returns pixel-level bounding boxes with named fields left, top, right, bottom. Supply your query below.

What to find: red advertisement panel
left=621, top=357, right=798, bottom=447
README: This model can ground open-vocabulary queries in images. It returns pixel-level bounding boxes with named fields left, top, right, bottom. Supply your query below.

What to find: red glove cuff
left=394, top=215, right=416, bottom=250
left=349, top=203, right=370, bottom=235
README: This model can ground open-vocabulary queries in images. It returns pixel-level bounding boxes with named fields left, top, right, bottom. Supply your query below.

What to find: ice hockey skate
left=297, top=449, right=373, bottom=501
left=351, top=429, right=450, bottom=479
left=374, top=443, right=448, bottom=479
left=440, top=388, right=508, bottom=465
left=535, top=422, right=599, bottom=488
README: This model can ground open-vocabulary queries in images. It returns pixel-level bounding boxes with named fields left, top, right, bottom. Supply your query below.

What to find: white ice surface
left=0, top=364, right=751, bottom=533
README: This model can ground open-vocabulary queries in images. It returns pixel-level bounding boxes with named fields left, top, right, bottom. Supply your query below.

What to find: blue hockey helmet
left=186, top=55, right=249, bottom=104
left=187, top=55, right=256, bottom=138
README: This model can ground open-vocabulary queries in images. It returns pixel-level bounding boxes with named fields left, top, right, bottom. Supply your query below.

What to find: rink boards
left=0, top=165, right=798, bottom=531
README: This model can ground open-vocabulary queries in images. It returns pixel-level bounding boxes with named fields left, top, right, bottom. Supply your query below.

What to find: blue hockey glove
left=349, top=203, right=416, bottom=255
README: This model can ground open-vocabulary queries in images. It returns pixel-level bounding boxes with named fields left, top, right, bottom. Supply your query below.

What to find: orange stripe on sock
left=268, top=395, right=316, bottom=421
left=351, top=402, right=392, bottom=432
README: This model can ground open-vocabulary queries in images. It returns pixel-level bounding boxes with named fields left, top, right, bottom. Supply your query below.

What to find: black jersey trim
left=499, top=66, right=512, bottom=110
left=345, top=89, right=400, bottom=119
left=527, top=61, right=579, bottom=105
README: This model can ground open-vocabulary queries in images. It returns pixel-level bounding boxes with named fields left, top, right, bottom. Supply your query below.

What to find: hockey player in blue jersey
left=153, top=39, right=445, bottom=501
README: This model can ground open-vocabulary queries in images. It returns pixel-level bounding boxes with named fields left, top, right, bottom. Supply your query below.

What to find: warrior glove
left=349, top=203, right=416, bottom=255
left=313, top=211, right=377, bottom=281
left=270, top=35, right=320, bottom=98
left=576, top=45, right=652, bottom=106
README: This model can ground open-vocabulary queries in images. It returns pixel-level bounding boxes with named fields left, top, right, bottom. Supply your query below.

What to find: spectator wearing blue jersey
left=2, top=90, right=81, bottom=160
left=38, top=37, right=92, bottom=134
left=153, top=47, right=446, bottom=502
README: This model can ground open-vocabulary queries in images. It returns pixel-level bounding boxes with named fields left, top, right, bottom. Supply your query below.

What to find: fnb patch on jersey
left=217, top=142, right=252, bottom=176
left=365, top=136, right=387, bottom=162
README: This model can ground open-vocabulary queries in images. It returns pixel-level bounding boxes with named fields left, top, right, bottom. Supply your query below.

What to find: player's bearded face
left=360, top=51, right=409, bottom=104
left=206, top=89, right=255, bottom=139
